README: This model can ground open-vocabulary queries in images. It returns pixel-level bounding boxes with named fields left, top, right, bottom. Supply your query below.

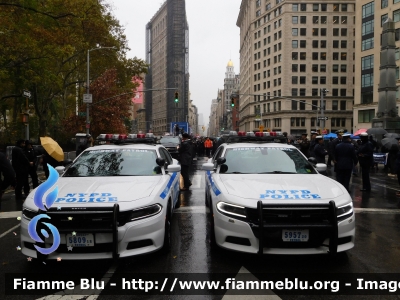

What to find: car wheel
left=206, top=197, right=217, bottom=247
left=162, top=202, right=172, bottom=253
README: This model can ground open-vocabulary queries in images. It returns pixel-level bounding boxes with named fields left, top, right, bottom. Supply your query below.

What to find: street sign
left=318, top=117, right=328, bottom=120
left=23, top=90, right=31, bottom=98
left=78, top=112, right=86, bottom=117
left=83, top=94, right=92, bottom=103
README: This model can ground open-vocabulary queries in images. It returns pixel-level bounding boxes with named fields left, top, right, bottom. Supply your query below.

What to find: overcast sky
left=109, top=0, right=242, bottom=127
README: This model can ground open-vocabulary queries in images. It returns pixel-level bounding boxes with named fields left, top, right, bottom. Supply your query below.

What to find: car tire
left=161, top=201, right=172, bottom=253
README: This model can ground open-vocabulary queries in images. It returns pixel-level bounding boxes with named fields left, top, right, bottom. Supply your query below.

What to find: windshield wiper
left=259, top=171, right=297, bottom=174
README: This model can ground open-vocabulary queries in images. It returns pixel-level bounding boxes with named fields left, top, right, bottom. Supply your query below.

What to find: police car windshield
left=160, top=137, right=180, bottom=143
left=64, top=149, right=160, bottom=177
left=221, top=147, right=317, bottom=174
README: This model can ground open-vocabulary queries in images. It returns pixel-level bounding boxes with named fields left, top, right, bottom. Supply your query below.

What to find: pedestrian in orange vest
left=204, top=137, right=213, bottom=158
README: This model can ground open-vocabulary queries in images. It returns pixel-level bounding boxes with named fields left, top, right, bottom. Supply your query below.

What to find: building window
left=332, top=100, right=338, bottom=110
left=333, top=40, right=339, bottom=48
left=320, top=76, right=326, bottom=84
left=292, top=4, right=298, bottom=11
left=313, top=16, right=319, bottom=24
left=358, top=109, right=375, bottom=122
left=341, top=41, right=347, bottom=48
left=300, top=64, right=306, bottom=72
left=396, top=48, right=400, bottom=60
left=320, top=52, right=327, bottom=60
left=362, top=73, right=374, bottom=88
left=340, top=100, right=346, bottom=110
left=313, top=28, right=319, bottom=36
left=321, top=40, right=327, bottom=48
left=333, top=28, right=339, bottom=36
left=292, top=52, right=298, bottom=60
left=362, top=20, right=374, bottom=36
left=394, top=9, right=400, bottom=23
left=292, top=76, right=298, bottom=84
left=313, top=4, right=319, bottom=11
left=341, top=28, right=347, bottom=36
left=341, top=53, right=347, bottom=60
left=332, top=89, right=339, bottom=96
left=361, top=91, right=373, bottom=104
left=333, top=16, right=339, bottom=24
left=292, top=28, right=298, bottom=36
left=342, top=16, right=347, bottom=24
left=382, top=14, right=388, bottom=26
left=313, top=40, right=319, bottom=48
left=340, top=77, right=347, bottom=84
left=300, top=16, right=307, bottom=24
left=333, top=52, right=339, bottom=60
left=300, top=4, right=307, bottom=11
left=292, top=16, right=298, bottom=24
left=266, top=3, right=271, bottom=10
left=274, top=118, right=281, bottom=128
left=362, top=55, right=374, bottom=70
left=382, top=0, right=388, bottom=8
left=312, top=52, right=319, bottom=60
left=362, top=2, right=374, bottom=19
left=321, top=4, right=327, bottom=11
left=299, top=100, right=306, bottom=109
left=312, top=76, right=318, bottom=84
left=300, top=76, right=306, bottom=84
left=332, top=76, right=339, bottom=84
left=341, top=65, right=347, bottom=72
left=321, top=28, right=327, bottom=36
left=256, top=10, right=261, bottom=17
left=292, top=64, right=298, bottom=72
left=333, top=64, right=339, bottom=72
left=333, top=3, right=339, bottom=11
left=321, top=16, right=327, bottom=24
left=312, top=100, right=318, bottom=109
left=292, top=89, right=298, bottom=96
left=362, top=38, right=374, bottom=51
left=292, top=40, right=298, bottom=48
left=320, top=64, right=326, bottom=72
left=300, top=28, right=307, bottom=36
left=312, top=64, right=318, bottom=72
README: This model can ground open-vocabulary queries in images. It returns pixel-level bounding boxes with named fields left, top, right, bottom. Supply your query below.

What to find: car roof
left=222, top=142, right=297, bottom=149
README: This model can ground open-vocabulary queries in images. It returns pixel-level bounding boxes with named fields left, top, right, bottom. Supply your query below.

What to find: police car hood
left=51, top=176, right=162, bottom=204
left=220, top=174, right=344, bottom=200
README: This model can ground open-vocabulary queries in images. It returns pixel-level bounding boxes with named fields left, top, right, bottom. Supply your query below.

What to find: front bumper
left=20, top=204, right=166, bottom=260
left=214, top=201, right=355, bottom=255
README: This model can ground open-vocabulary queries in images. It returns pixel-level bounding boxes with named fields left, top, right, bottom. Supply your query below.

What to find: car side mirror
left=216, top=157, right=226, bottom=165
left=156, top=157, right=165, bottom=167
left=55, top=166, right=65, bottom=175
left=308, top=157, right=317, bottom=165
left=315, top=163, right=327, bottom=172
left=202, top=163, right=215, bottom=171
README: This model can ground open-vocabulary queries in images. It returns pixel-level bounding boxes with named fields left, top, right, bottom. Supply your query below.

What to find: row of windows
left=292, top=3, right=348, bottom=12
left=292, top=61, right=348, bottom=73
left=292, top=40, right=349, bottom=49
left=291, top=89, right=348, bottom=97
left=290, top=118, right=347, bottom=128
left=292, top=76, right=348, bottom=85
left=292, top=52, right=348, bottom=61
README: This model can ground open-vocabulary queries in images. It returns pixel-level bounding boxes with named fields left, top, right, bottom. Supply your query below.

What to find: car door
left=159, top=148, right=179, bottom=207
left=206, top=146, right=224, bottom=200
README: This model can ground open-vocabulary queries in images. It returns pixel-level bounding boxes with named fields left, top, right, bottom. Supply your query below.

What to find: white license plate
left=282, top=229, right=309, bottom=242
left=66, top=233, right=94, bottom=247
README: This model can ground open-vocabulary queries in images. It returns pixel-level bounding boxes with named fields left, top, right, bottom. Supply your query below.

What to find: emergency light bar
left=226, top=130, right=286, bottom=144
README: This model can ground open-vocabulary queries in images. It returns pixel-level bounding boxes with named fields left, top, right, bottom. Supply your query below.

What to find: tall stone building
left=224, top=60, right=239, bottom=131
left=354, top=0, right=400, bottom=132
left=237, top=0, right=355, bottom=135
left=145, top=0, right=189, bottom=135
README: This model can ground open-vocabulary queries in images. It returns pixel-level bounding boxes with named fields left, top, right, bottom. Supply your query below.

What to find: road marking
left=222, top=266, right=281, bottom=299
left=35, top=261, right=119, bottom=300
left=190, top=175, right=202, bottom=189
left=0, top=211, right=21, bottom=219
left=0, top=224, right=20, bottom=239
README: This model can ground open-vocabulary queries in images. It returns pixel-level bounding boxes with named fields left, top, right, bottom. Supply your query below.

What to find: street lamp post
left=86, top=46, right=116, bottom=135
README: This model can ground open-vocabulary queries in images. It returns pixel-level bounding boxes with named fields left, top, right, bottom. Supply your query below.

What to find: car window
left=63, top=149, right=160, bottom=177
left=223, top=147, right=317, bottom=174
left=160, top=137, right=180, bottom=144
left=159, top=148, right=173, bottom=165
left=212, top=147, right=224, bottom=167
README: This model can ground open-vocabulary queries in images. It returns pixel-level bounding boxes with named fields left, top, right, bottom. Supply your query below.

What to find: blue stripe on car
left=207, top=171, right=221, bottom=196
left=160, top=172, right=177, bottom=199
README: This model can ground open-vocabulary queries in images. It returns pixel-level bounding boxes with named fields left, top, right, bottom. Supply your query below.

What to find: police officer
left=12, top=140, right=32, bottom=200
left=309, top=131, right=318, bottom=157
left=330, top=131, right=344, bottom=166
left=178, top=133, right=192, bottom=191
left=334, top=133, right=358, bottom=192
left=314, top=136, right=328, bottom=164
left=358, top=132, right=374, bottom=192
left=298, top=133, right=310, bottom=157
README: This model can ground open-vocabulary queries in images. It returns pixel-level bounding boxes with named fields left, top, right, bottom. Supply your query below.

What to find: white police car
left=203, top=132, right=354, bottom=255
left=20, top=134, right=181, bottom=260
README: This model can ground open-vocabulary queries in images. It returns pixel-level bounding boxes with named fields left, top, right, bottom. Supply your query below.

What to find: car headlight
left=336, top=202, right=353, bottom=222
left=127, top=204, right=162, bottom=222
left=22, top=207, right=39, bottom=220
left=216, top=202, right=246, bottom=219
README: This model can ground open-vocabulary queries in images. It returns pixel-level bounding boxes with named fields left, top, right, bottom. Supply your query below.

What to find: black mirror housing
left=217, top=157, right=226, bottom=165
left=156, top=157, right=166, bottom=167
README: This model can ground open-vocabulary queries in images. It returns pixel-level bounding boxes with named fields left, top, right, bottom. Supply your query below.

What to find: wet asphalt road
left=1, top=157, right=400, bottom=299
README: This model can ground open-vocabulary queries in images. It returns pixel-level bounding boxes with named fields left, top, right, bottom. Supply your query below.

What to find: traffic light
left=231, top=97, right=235, bottom=107
left=174, top=92, right=179, bottom=103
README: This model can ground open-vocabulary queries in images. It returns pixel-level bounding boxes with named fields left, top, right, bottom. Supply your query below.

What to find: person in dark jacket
left=395, top=139, right=400, bottom=196
left=298, top=133, right=310, bottom=157
left=314, top=136, right=328, bottom=164
left=178, top=133, right=192, bottom=191
left=327, top=137, right=334, bottom=167
left=330, top=131, right=344, bottom=162
left=308, top=131, right=318, bottom=157
left=12, top=139, right=32, bottom=199
left=357, top=133, right=374, bottom=192
left=24, top=140, right=39, bottom=191
left=0, top=152, right=16, bottom=210
left=334, top=133, right=358, bottom=192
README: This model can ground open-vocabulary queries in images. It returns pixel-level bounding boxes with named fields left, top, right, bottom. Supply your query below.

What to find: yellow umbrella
left=40, top=137, right=64, bottom=162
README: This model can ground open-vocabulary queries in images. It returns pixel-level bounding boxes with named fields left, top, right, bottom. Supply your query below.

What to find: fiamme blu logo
left=27, top=165, right=60, bottom=255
